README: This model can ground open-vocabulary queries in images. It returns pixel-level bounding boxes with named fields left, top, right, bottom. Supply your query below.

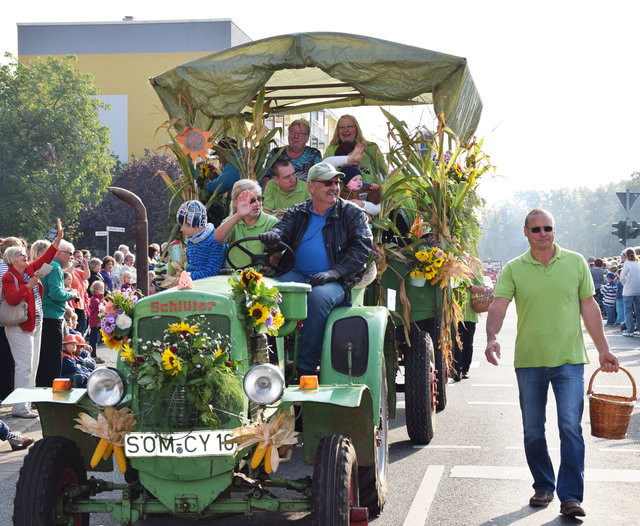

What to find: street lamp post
left=592, top=223, right=597, bottom=258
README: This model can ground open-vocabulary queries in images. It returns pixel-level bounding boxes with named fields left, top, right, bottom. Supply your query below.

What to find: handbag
left=0, top=272, right=29, bottom=327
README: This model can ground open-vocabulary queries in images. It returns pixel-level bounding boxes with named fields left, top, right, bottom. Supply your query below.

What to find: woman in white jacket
left=619, top=248, right=640, bottom=336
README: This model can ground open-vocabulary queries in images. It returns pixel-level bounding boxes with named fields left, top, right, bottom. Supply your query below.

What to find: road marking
left=403, top=465, right=444, bottom=526
left=468, top=401, right=520, bottom=405
left=450, top=465, right=640, bottom=482
left=599, top=448, right=640, bottom=453
left=413, top=445, right=481, bottom=450
left=471, top=383, right=514, bottom=387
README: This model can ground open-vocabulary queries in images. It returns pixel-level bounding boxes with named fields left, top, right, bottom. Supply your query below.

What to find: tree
left=73, top=154, right=186, bottom=253
left=0, top=54, right=114, bottom=240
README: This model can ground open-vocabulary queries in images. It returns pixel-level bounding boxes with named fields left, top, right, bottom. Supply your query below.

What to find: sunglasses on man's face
left=529, top=226, right=554, bottom=233
left=316, top=179, right=341, bottom=187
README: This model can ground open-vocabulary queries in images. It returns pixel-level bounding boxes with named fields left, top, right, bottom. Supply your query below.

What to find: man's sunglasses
left=529, top=226, right=553, bottom=233
left=249, top=196, right=264, bottom=204
left=316, top=179, right=341, bottom=187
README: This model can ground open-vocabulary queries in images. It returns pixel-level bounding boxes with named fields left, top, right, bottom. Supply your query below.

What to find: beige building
left=18, top=18, right=337, bottom=161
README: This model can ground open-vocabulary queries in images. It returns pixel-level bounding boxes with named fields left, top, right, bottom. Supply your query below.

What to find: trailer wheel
left=13, top=436, right=89, bottom=526
left=312, top=434, right=359, bottom=526
left=358, top=360, right=389, bottom=515
left=434, top=337, right=448, bottom=412
left=405, top=326, right=436, bottom=444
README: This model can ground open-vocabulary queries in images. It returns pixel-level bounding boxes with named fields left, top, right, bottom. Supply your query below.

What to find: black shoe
left=529, top=491, right=554, bottom=507
left=451, top=371, right=461, bottom=382
left=560, top=500, right=585, bottom=517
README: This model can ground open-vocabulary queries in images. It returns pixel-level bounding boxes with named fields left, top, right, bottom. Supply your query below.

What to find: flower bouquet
left=228, top=269, right=285, bottom=336
left=122, top=318, right=244, bottom=428
left=99, top=288, right=139, bottom=351
left=408, top=246, right=447, bottom=286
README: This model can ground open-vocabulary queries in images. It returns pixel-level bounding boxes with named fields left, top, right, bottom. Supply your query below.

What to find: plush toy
left=176, top=271, right=194, bottom=290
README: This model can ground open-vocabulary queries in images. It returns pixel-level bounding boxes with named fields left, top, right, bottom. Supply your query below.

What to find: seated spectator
left=339, top=166, right=381, bottom=217
left=215, top=179, right=278, bottom=269
left=176, top=200, right=226, bottom=280
left=73, top=334, right=95, bottom=371
left=264, top=119, right=322, bottom=182
left=205, top=138, right=241, bottom=196
left=60, top=335, right=90, bottom=387
left=263, top=159, right=310, bottom=219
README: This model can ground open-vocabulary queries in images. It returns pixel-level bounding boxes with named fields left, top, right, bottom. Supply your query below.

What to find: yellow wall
left=21, top=52, right=212, bottom=159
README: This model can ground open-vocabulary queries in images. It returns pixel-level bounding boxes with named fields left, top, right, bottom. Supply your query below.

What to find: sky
left=3, top=0, right=640, bottom=206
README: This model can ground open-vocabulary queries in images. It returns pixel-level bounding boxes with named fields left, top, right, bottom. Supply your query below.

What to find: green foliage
left=0, top=54, right=114, bottom=239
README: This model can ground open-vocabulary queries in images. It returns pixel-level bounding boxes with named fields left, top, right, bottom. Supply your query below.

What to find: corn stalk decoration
left=373, top=109, right=494, bottom=362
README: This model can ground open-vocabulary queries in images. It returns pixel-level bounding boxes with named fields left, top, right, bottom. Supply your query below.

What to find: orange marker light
left=52, top=378, right=72, bottom=392
left=299, top=375, right=319, bottom=390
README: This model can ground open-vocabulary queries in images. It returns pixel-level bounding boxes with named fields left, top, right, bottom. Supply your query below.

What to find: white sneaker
left=622, top=331, right=634, bottom=337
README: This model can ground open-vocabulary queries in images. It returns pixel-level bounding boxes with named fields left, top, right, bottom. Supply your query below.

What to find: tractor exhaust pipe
left=108, top=187, right=149, bottom=296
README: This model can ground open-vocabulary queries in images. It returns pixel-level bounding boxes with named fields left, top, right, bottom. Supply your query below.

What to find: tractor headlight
left=87, top=368, right=126, bottom=407
left=243, top=364, right=285, bottom=405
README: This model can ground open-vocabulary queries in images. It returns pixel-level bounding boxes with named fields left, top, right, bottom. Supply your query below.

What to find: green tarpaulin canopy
left=150, top=32, right=482, bottom=143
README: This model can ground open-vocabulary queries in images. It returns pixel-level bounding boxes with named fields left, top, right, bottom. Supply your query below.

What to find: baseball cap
left=606, top=272, right=616, bottom=279
left=307, top=162, right=344, bottom=182
left=176, top=200, right=208, bottom=228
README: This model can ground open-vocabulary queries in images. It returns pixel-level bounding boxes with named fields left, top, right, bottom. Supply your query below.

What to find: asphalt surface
left=0, top=309, right=639, bottom=525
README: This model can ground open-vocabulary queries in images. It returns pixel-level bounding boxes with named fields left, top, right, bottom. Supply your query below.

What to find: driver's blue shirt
left=294, top=206, right=332, bottom=275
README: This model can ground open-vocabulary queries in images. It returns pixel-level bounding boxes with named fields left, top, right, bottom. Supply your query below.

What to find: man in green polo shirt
left=485, top=208, right=618, bottom=518
left=263, top=159, right=309, bottom=219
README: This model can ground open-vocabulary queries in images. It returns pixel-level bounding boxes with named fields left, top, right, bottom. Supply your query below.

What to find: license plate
left=124, top=430, right=237, bottom=458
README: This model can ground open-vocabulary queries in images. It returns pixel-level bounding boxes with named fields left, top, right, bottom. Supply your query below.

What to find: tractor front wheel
left=312, top=434, right=359, bottom=526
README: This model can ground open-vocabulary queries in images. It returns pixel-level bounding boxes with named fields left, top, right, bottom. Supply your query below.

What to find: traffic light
left=627, top=221, right=640, bottom=240
left=612, top=220, right=626, bottom=243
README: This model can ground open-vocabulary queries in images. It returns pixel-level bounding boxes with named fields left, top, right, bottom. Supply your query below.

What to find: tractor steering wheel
left=226, top=236, right=295, bottom=277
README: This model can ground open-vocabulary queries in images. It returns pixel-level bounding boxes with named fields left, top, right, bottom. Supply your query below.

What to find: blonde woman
left=214, top=179, right=278, bottom=268
left=324, top=114, right=387, bottom=185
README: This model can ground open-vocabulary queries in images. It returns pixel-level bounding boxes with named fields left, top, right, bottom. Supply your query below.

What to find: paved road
left=1, top=306, right=638, bottom=525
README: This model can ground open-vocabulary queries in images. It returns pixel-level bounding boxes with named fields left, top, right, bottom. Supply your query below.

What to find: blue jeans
left=616, top=299, right=625, bottom=324
left=0, top=419, right=8, bottom=440
left=604, top=304, right=616, bottom=325
left=515, top=364, right=584, bottom=504
left=623, top=295, right=640, bottom=332
left=277, top=270, right=345, bottom=371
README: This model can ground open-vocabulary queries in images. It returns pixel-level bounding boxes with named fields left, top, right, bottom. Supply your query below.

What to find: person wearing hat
left=601, top=272, right=618, bottom=326
left=259, top=162, right=373, bottom=377
left=60, top=334, right=90, bottom=387
left=339, top=166, right=381, bottom=217
left=176, top=200, right=226, bottom=281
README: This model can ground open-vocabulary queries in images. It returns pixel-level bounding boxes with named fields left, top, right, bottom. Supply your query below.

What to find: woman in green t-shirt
left=214, top=180, right=278, bottom=269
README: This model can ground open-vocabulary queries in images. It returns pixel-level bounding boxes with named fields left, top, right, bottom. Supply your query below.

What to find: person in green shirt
left=485, top=208, right=619, bottom=518
left=262, top=160, right=309, bottom=219
left=214, top=179, right=279, bottom=269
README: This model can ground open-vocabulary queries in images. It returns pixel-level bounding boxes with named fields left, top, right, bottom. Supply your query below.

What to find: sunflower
left=120, top=342, right=134, bottom=364
left=101, top=329, right=125, bottom=351
left=271, top=311, right=285, bottom=330
left=249, top=302, right=270, bottom=326
left=414, top=250, right=429, bottom=263
left=241, top=269, right=263, bottom=288
left=161, top=347, right=182, bottom=376
left=168, top=321, right=199, bottom=335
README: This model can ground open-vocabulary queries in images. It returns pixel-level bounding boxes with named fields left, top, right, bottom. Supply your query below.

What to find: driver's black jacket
left=269, top=198, right=373, bottom=292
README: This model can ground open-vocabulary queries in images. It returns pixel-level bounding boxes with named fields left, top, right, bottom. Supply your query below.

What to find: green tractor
left=7, top=233, right=396, bottom=525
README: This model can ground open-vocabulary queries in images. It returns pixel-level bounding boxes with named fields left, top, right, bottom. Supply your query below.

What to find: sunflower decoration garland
left=99, top=288, right=140, bottom=351
left=121, top=318, right=244, bottom=427
left=229, top=269, right=285, bottom=336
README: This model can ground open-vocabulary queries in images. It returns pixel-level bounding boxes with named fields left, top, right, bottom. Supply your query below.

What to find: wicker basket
left=471, top=292, right=494, bottom=314
left=587, top=367, right=637, bottom=440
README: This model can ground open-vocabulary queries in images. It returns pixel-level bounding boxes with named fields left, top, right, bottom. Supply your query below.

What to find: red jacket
left=2, top=244, right=57, bottom=332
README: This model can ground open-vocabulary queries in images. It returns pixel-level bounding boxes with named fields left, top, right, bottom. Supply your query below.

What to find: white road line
left=403, top=465, right=444, bottom=526
left=468, top=401, right=520, bottom=405
left=471, top=383, right=514, bottom=387
left=450, top=465, right=640, bottom=482
left=599, top=448, right=640, bottom=453
left=413, top=445, right=481, bottom=450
